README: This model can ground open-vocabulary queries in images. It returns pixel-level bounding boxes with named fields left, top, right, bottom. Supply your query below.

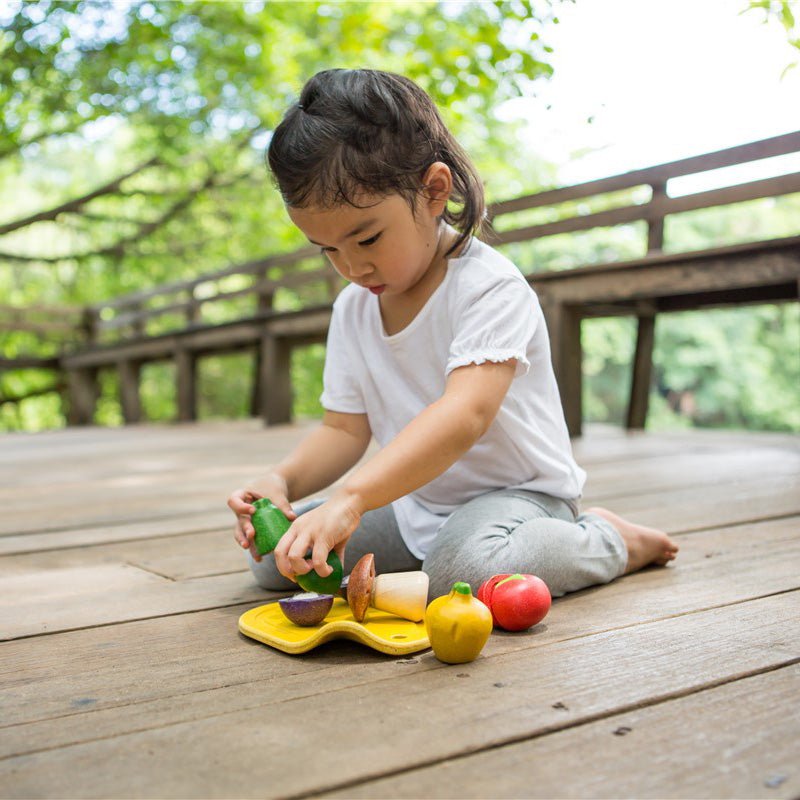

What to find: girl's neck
left=378, top=223, right=462, bottom=336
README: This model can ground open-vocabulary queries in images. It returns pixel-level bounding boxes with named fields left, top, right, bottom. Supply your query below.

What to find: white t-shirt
left=320, top=236, right=586, bottom=558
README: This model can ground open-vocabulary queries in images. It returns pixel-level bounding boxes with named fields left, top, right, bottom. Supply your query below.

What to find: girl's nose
left=345, top=257, right=373, bottom=279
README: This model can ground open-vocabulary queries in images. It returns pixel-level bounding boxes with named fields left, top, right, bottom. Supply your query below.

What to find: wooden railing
left=488, top=130, right=800, bottom=251
left=2, top=131, right=799, bottom=430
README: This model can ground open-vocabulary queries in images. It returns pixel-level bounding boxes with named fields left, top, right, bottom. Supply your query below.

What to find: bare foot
left=584, top=507, right=679, bottom=574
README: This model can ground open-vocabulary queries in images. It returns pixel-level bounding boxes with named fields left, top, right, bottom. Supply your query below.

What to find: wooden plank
left=0, top=510, right=233, bottom=556
left=487, top=130, right=800, bottom=217
left=332, top=665, right=800, bottom=799
left=1, top=517, right=796, bottom=748
left=571, top=425, right=800, bottom=465
left=0, top=568, right=271, bottom=640
left=495, top=170, right=800, bottom=246
left=583, top=470, right=800, bottom=533
left=0, top=426, right=795, bottom=537
left=534, top=248, right=800, bottom=306
left=90, top=247, right=321, bottom=311
left=0, top=357, right=60, bottom=370
left=495, top=202, right=646, bottom=245
left=1, top=592, right=797, bottom=798
left=582, top=442, right=800, bottom=500
left=531, top=233, right=800, bottom=281
left=0, top=530, right=246, bottom=581
left=60, top=308, right=331, bottom=370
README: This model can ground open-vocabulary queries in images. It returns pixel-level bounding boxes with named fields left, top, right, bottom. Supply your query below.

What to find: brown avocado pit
left=278, top=592, right=334, bottom=626
left=347, top=553, right=375, bottom=622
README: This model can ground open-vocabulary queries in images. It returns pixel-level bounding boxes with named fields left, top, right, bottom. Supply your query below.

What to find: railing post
left=259, top=330, right=292, bottom=426
left=541, top=296, right=583, bottom=437
left=626, top=182, right=668, bottom=431
left=626, top=305, right=657, bottom=430
left=175, top=348, right=197, bottom=422
left=118, top=359, right=142, bottom=423
left=65, top=367, right=99, bottom=426
left=132, top=302, right=146, bottom=339
left=251, top=273, right=276, bottom=417
left=81, top=307, right=100, bottom=346
left=647, top=181, right=667, bottom=254
left=186, top=288, right=201, bottom=326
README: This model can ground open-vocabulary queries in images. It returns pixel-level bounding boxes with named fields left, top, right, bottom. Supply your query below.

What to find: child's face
left=287, top=174, right=449, bottom=300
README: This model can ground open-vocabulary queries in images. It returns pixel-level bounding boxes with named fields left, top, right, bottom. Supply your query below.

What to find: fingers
left=275, top=500, right=298, bottom=522
left=227, top=489, right=257, bottom=517
left=286, top=530, right=314, bottom=578
left=274, top=528, right=306, bottom=580
left=248, top=540, right=262, bottom=563
left=311, top=539, right=333, bottom=577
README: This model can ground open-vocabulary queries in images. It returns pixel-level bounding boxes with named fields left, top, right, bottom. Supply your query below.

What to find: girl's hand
left=273, top=491, right=362, bottom=581
left=227, top=474, right=296, bottom=562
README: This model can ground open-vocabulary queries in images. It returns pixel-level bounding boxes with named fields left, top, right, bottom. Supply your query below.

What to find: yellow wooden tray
left=239, top=597, right=430, bottom=655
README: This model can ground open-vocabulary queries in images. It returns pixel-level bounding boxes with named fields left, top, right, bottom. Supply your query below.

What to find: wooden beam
left=488, top=130, right=800, bottom=218
left=532, top=247, right=800, bottom=306
left=493, top=172, right=800, bottom=246
left=0, top=357, right=60, bottom=370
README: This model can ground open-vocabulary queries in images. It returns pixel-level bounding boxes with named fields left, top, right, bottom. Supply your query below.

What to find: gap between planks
left=2, top=517, right=798, bottom=755
left=318, top=664, right=800, bottom=800
left=1, top=592, right=797, bottom=798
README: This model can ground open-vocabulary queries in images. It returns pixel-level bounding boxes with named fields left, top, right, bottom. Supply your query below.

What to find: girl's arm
left=341, top=360, right=516, bottom=509
left=228, top=410, right=371, bottom=558
left=274, top=410, right=373, bottom=502
left=274, top=360, right=517, bottom=579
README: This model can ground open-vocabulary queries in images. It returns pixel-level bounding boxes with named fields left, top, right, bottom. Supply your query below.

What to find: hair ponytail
left=268, top=69, right=485, bottom=256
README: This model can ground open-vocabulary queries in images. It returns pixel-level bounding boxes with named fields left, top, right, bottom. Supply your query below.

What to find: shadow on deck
left=0, top=422, right=798, bottom=798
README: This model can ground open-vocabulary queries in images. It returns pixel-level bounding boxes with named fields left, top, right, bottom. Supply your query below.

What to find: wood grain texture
left=0, top=422, right=798, bottom=798
left=2, top=592, right=797, bottom=798
left=328, top=665, right=800, bottom=799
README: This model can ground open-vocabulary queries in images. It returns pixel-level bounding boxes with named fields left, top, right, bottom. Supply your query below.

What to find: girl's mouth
left=368, top=285, right=386, bottom=295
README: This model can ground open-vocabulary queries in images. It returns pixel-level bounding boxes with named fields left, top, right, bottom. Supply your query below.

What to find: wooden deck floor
left=1, top=421, right=798, bottom=799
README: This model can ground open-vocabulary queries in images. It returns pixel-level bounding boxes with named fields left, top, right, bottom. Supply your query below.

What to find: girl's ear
left=421, top=162, right=453, bottom=216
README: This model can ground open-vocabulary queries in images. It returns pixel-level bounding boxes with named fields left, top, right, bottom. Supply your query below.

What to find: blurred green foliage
left=1, top=0, right=798, bottom=434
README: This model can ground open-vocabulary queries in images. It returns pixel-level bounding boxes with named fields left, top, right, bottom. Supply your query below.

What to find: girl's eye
left=358, top=232, right=381, bottom=247
left=320, top=246, right=336, bottom=254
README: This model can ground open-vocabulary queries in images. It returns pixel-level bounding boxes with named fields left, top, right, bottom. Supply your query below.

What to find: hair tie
left=297, top=103, right=305, bottom=110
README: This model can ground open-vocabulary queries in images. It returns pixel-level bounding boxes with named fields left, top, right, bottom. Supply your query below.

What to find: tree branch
left=0, top=111, right=108, bottom=161
left=0, top=167, right=227, bottom=264
left=0, top=156, right=161, bottom=236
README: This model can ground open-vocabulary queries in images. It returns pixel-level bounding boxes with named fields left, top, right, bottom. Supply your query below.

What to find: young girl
left=228, top=69, right=678, bottom=602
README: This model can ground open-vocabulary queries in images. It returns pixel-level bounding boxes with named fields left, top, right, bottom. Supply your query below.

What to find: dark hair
left=267, top=69, right=485, bottom=256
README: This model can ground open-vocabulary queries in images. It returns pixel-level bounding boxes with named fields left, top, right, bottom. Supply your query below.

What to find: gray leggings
left=247, top=488, right=627, bottom=601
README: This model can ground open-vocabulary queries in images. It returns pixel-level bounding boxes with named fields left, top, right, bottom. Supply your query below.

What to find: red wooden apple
left=477, top=573, right=551, bottom=631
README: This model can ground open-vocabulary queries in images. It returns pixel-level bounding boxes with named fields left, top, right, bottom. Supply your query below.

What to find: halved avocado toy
left=250, top=498, right=343, bottom=595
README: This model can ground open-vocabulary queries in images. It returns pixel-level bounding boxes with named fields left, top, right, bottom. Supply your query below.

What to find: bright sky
left=498, top=0, right=800, bottom=194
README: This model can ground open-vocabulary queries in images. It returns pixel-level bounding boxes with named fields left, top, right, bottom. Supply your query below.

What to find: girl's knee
left=247, top=553, right=295, bottom=591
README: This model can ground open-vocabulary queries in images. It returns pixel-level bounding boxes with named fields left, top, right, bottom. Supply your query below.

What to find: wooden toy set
left=239, top=500, right=552, bottom=663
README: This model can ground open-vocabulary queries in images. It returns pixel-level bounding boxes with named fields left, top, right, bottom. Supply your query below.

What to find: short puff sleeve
left=445, top=275, right=535, bottom=379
